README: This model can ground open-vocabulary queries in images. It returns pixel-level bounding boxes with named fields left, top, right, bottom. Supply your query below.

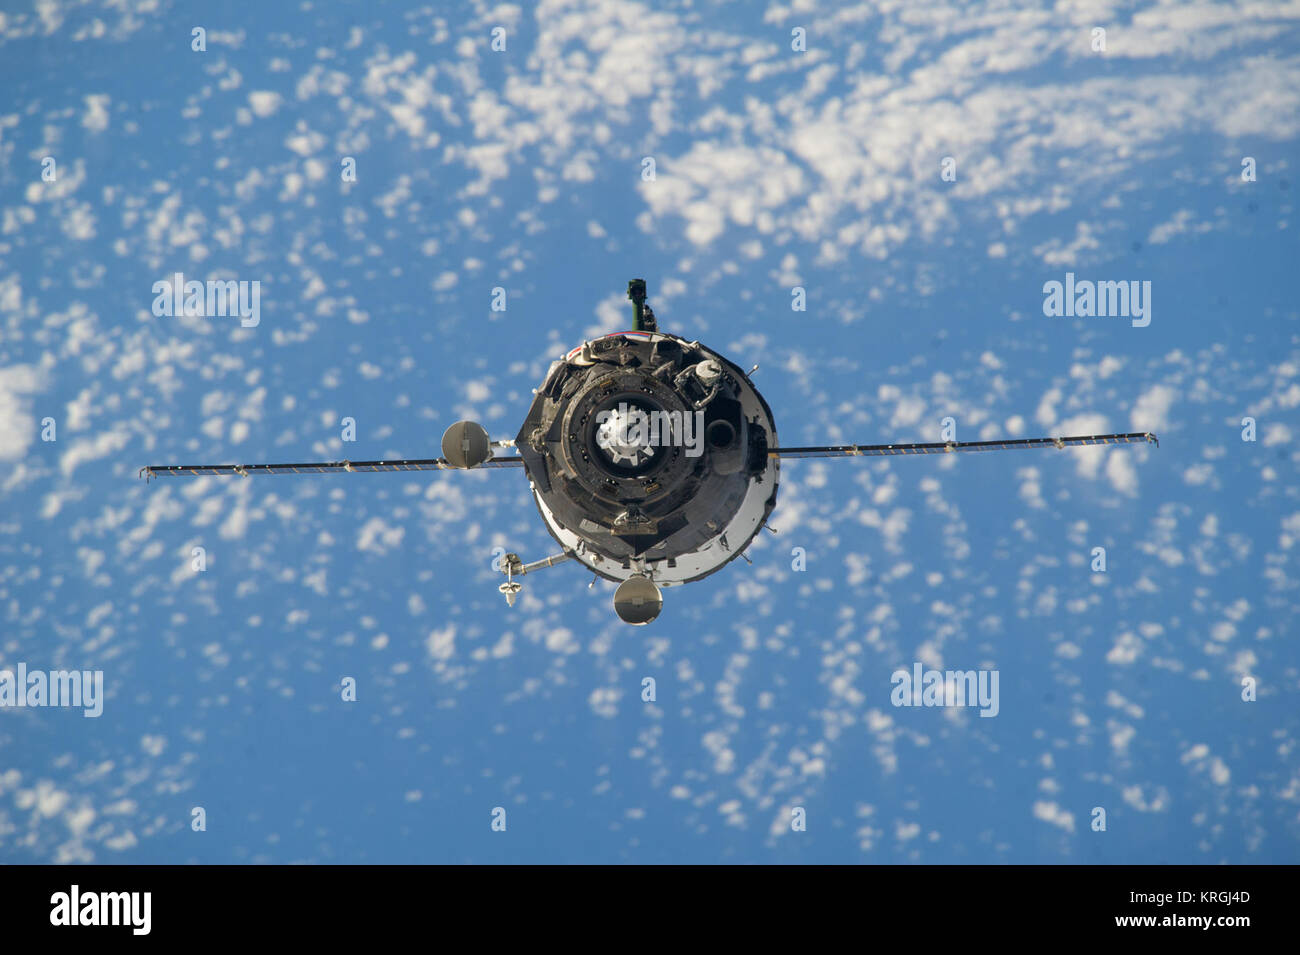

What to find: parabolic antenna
left=441, top=420, right=492, bottom=469
left=614, top=575, right=663, bottom=625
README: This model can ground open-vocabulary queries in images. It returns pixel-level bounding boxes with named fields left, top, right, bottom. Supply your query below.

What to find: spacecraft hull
left=516, top=331, right=779, bottom=585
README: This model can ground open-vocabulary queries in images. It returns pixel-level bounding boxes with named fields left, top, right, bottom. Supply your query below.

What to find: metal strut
left=504, top=552, right=574, bottom=577
left=497, top=551, right=574, bottom=608
left=628, top=278, right=657, bottom=332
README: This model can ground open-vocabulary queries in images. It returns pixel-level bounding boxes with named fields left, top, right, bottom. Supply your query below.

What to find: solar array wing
left=769, top=432, right=1158, bottom=459
left=140, top=455, right=527, bottom=481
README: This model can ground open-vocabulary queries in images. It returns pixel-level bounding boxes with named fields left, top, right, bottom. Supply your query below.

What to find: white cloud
left=1032, top=801, right=1075, bottom=833
left=1131, top=384, right=1176, bottom=433
left=427, top=624, right=456, bottom=660
left=0, top=365, right=42, bottom=461
left=81, top=94, right=110, bottom=132
left=248, top=91, right=283, bottom=117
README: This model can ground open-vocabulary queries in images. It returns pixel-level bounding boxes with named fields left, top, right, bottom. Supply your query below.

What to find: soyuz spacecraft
left=143, top=280, right=1158, bottom=624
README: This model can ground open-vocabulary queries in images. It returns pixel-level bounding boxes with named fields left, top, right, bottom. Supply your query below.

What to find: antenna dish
left=613, top=575, right=662, bottom=625
left=441, top=420, right=492, bottom=469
